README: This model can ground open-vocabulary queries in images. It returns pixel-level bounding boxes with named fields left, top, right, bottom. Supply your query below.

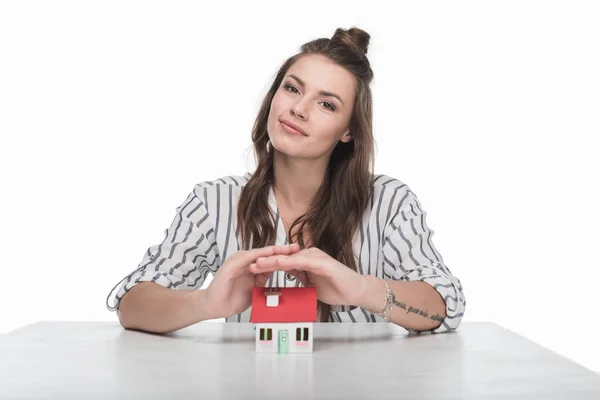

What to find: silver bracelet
left=377, top=279, right=395, bottom=321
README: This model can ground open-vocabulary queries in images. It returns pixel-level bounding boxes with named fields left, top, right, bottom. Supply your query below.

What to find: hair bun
left=332, top=27, right=370, bottom=56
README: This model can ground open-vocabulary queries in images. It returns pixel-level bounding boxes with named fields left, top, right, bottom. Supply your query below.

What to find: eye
left=283, top=83, right=337, bottom=112
left=284, top=84, right=299, bottom=94
left=322, top=101, right=336, bottom=111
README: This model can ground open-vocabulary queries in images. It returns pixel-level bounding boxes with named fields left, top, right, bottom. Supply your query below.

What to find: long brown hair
left=237, top=27, right=376, bottom=322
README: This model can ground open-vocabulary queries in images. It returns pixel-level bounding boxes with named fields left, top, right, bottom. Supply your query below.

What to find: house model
left=250, top=286, right=317, bottom=354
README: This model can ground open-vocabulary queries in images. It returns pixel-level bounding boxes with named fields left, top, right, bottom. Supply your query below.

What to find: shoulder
left=193, top=172, right=251, bottom=192
left=189, top=173, right=252, bottom=205
left=372, top=173, right=411, bottom=194
left=371, top=173, right=418, bottom=214
left=194, top=172, right=251, bottom=189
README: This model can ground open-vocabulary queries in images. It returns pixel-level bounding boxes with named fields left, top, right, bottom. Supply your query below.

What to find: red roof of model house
left=250, top=286, right=317, bottom=323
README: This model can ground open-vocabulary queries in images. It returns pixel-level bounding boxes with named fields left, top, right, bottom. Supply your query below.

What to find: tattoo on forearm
left=393, top=300, right=407, bottom=310
left=394, top=300, right=443, bottom=323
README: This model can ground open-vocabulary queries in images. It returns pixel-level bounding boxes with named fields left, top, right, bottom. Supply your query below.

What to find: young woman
left=106, top=27, right=466, bottom=335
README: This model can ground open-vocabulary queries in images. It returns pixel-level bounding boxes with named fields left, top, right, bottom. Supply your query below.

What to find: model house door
left=278, top=330, right=289, bottom=354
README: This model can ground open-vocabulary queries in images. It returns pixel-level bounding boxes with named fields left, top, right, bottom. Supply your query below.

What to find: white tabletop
left=1, top=321, right=599, bottom=399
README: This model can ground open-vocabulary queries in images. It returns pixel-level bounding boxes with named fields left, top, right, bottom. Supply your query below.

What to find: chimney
left=264, top=288, right=282, bottom=307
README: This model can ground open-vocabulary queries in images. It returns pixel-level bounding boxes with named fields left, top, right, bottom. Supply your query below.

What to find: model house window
left=296, top=327, right=309, bottom=341
left=259, top=328, right=272, bottom=341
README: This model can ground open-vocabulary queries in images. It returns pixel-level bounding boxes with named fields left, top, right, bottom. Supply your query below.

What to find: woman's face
left=267, top=54, right=356, bottom=158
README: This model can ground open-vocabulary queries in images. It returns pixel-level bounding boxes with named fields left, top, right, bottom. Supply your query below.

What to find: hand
left=205, top=243, right=300, bottom=319
left=249, top=247, right=367, bottom=307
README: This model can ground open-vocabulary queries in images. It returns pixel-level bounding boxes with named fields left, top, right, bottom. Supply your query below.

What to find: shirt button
left=285, top=272, right=296, bottom=281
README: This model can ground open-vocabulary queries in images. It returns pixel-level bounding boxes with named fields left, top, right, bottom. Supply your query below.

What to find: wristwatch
left=377, top=279, right=395, bottom=321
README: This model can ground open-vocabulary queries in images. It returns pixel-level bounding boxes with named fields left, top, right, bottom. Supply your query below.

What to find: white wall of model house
left=255, top=323, right=314, bottom=354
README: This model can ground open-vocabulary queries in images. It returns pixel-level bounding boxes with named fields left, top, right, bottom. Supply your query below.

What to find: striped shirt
left=106, top=172, right=466, bottom=333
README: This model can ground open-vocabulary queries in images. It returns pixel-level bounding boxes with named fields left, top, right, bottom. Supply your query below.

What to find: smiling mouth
left=279, top=120, right=308, bottom=137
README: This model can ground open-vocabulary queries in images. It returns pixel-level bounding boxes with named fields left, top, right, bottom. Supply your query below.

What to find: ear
left=340, top=130, right=353, bottom=143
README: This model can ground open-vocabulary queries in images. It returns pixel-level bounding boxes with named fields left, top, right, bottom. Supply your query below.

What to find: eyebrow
left=285, top=74, right=345, bottom=106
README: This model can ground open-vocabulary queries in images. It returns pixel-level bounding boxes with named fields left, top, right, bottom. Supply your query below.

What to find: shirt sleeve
left=105, top=185, right=221, bottom=312
left=381, top=188, right=466, bottom=333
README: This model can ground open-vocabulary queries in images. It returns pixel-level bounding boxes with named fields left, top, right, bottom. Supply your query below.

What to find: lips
left=279, top=119, right=308, bottom=136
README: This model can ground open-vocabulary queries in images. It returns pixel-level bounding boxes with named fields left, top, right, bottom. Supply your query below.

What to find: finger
left=233, top=245, right=296, bottom=274
left=248, top=244, right=299, bottom=262
left=278, top=243, right=300, bottom=255
left=253, top=254, right=294, bottom=270
left=255, top=255, right=324, bottom=275
left=249, top=261, right=281, bottom=276
left=229, top=244, right=300, bottom=279
left=252, top=243, right=300, bottom=263
left=249, top=262, right=269, bottom=274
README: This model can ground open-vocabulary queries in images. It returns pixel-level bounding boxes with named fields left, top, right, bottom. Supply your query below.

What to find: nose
left=291, top=99, right=308, bottom=120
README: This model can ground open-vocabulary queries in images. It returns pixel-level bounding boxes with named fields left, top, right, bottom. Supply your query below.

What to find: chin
left=271, top=140, right=299, bottom=156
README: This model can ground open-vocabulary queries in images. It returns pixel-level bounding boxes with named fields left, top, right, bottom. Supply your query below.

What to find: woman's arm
left=367, top=187, right=466, bottom=333
left=105, top=186, right=221, bottom=334
left=357, top=277, right=447, bottom=331
left=118, top=282, right=215, bottom=333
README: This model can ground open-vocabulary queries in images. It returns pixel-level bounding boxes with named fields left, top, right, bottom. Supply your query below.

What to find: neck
left=272, top=149, right=328, bottom=211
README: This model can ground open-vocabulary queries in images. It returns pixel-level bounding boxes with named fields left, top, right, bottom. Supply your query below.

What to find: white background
left=1, top=1, right=599, bottom=373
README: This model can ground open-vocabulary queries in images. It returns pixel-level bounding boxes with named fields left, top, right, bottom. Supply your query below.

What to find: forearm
left=118, top=282, right=214, bottom=334
left=357, top=275, right=447, bottom=331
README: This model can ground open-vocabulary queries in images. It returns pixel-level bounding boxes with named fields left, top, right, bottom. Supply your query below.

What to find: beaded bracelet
left=377, top=279, right=395, bottom=321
